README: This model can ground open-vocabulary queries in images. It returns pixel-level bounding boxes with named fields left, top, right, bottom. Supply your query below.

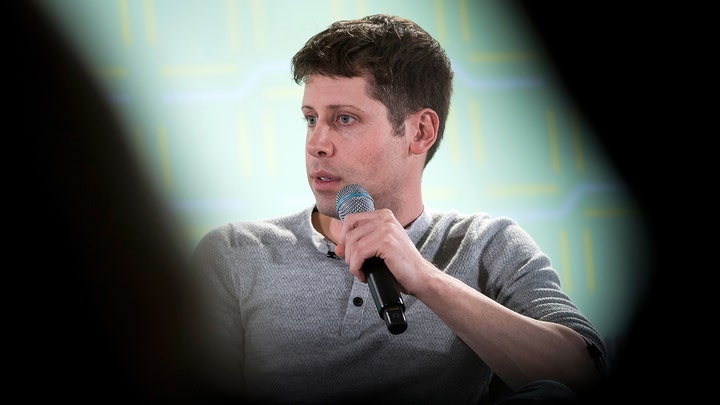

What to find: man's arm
left=336, top=209, right=605, bottom=394
left=413, top=266, right=602, bottom=393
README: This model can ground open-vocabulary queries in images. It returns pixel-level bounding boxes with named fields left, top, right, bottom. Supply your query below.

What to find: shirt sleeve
left=191, top=224, right=247, bottom=395
left=479, top=217, right=608, bottom=369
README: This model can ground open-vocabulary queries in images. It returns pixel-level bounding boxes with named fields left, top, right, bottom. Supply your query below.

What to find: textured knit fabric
left=192, top=205, right=607, bottom=404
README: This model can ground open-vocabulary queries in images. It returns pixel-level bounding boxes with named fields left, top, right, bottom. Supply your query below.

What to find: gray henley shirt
left=192, top=205, right=606, bottom=403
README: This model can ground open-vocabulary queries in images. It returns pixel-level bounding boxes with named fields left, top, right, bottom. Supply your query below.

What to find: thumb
left=334, top=242, right=346, bottom=259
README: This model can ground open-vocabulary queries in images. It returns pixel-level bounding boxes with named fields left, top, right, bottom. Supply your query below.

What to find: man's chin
left=314, top=202, right=339, bottom=219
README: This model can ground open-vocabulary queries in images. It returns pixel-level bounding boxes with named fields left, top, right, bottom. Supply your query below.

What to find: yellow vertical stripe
left=331, top=0, right=344, bottom=21
left=460, top=0, right=471, bottom=43
left=118, top=0, right=132, bottom=47
left=547, top=109, right=561, bottom=174
left=559, top=229, right=572, bottom=292
left=435, top=0, right=448, bottom=43
left=583, top=228, right=596, bottom=292
left=237, top=111, right=252, bottom=178
left=226, top=0, right=242, bottom=52
left=263, top=110, right=277, bottom=175
left=143, top=0, right=157, bottom=45
left=470, top=101, right=483, bottom=166
left=356, top=0, right=368, bottom=17
left=251, top=0, right=265, bottom=50
left=446, top=114, right=462, bottom=166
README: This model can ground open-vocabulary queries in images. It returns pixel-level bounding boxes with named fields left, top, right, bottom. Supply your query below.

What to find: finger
left=334, top=243, right=345, bottom=259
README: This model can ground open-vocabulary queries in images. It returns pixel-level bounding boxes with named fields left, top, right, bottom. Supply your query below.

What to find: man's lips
left=311, top=172, right=341, bottom=191
left=311, top=170, right=339, bottom=182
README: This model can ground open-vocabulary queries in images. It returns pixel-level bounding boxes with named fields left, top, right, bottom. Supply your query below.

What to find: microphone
left=336, top=184, right=408, bottom=335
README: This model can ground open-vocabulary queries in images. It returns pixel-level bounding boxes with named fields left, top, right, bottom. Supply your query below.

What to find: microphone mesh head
left=336, top=184, right=375, bottom=221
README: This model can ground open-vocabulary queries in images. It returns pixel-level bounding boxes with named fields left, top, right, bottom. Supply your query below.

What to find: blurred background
left=31, top=0, right=654, bottom=378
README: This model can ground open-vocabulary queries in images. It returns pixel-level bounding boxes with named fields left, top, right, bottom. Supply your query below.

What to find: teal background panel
left=36, top=0, right=653, bottom=350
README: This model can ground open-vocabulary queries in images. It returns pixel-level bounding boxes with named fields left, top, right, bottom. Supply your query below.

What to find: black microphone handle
left=362, top=257, right=408, bottom=334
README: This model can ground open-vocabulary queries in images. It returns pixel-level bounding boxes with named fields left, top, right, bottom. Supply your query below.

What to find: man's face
left=302, top=74, right=412, bottom=218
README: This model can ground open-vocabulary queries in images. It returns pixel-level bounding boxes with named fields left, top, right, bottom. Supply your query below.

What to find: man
left=193, top=14, right=606, bottom=404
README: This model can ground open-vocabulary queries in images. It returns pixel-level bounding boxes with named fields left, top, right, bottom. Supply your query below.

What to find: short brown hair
left=291, top=14, right=454, bottom=167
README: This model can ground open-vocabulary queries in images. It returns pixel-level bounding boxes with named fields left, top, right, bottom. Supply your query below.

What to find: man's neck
left=311, top=210, right=342, bottom=245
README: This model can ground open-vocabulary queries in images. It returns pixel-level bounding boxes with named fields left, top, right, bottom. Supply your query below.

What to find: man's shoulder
left=421, top=208, right=527, bottom=242
left=424, top=207, right=509, bottom=229
left=199, top=206, right=313, bottom=245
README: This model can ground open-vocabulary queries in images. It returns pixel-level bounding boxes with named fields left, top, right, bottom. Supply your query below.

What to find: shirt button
left=352, top=297, right=363, bottom=306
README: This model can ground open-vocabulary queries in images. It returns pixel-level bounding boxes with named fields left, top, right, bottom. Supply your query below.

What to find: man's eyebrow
left=301, top=104, right=363, bottom=111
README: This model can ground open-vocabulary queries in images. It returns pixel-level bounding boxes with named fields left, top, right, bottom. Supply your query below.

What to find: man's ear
left=409, top=108, right=439, bottom=155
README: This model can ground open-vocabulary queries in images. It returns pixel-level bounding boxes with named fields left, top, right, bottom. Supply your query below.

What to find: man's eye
left=338, top=115, right=354, bottom=124
left=306, top=116, right=318, bottom=125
